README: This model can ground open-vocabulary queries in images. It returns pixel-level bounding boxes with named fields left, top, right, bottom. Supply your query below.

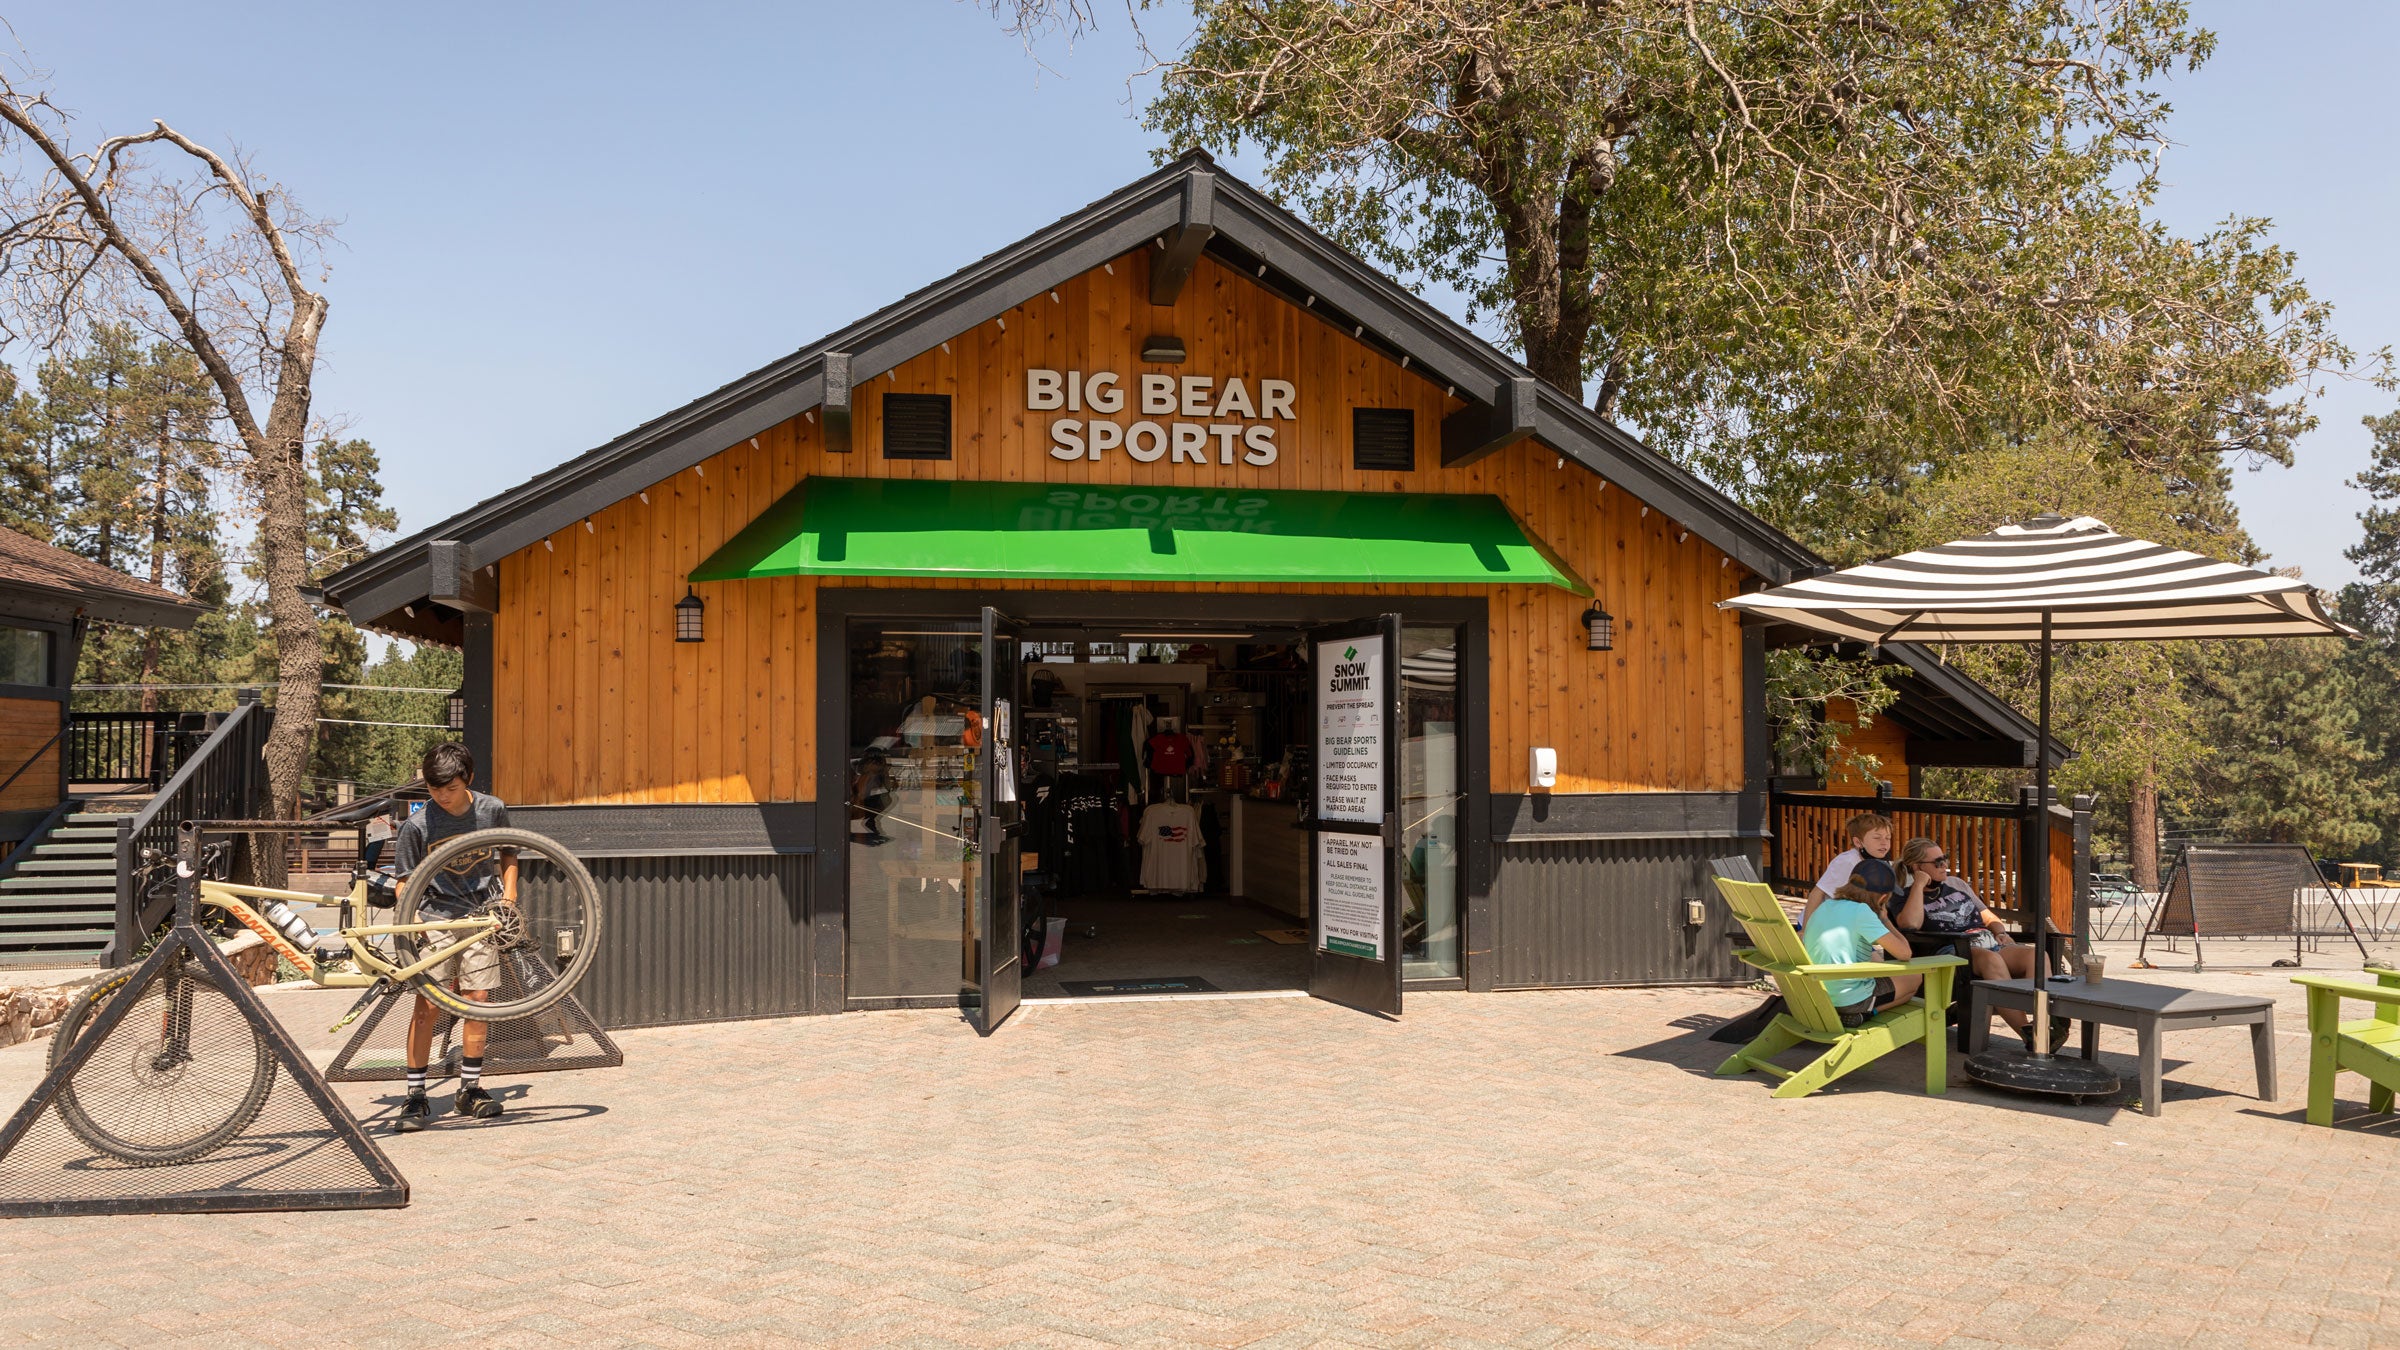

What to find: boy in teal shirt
left=1801, top=857, right=1919, bottom=1025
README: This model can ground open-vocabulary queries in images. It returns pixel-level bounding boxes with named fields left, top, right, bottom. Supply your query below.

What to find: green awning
left=688, top=476, right=1589, bottom=595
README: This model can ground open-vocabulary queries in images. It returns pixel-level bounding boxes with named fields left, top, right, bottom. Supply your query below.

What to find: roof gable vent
left=883, top=392, right=952, bottom=461
left=1352, top=407, right=1416, bottom=472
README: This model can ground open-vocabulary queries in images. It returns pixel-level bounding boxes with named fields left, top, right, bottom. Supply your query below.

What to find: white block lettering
left=1213, top=378, right=1255, bottom=418
left=1027, top=369, right=1064, bottom=410
left=1180, top=376, right=1215, bottom=417
left=1210, top=423, right=1243, bottom=464
left=1242, top=424, right=1278, bottom=465
left=1085, top=371, right=1123, bottom=413
left=1086, top=419, right=1123, bottom=461
left=1126, top=421, right=1169, bottom=462
left=1049, top=419, right=1085, bottom=461
left=1140, top=374, right=1177, bottom=415
left=1260, top=380, right=1297, bottom=420
left=1170, top=422, right=1211, bottom=464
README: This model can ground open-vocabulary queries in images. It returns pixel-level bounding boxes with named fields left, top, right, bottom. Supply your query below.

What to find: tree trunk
left=2130, top=772, right=2160, bottom=893
left=140, top=436, right=166, bottom=717
left=252, top=425, right=318, bottom=853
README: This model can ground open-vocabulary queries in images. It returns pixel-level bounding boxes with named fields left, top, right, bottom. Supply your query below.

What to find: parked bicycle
left=47, top=827, right=601, bottom=1165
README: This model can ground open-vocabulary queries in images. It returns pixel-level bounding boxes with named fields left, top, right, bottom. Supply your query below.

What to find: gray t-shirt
left=393, top=792, right=513, bottom=917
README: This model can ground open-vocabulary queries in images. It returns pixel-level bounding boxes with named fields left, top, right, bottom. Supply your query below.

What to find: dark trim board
left=1494, top=791, right=1757, bottom=842
left=815, top=587, right=1491, bottom=1010
left=509, top=802, right=817, bottom=857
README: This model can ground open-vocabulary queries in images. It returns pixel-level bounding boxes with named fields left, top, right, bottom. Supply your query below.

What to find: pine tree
left=2194, top=639, right=2392, bottom=859
left=301, top=435, right=401, bottom=802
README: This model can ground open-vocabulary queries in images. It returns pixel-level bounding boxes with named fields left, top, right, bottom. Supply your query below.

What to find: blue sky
left=13, top=1, right=2392, bottom=585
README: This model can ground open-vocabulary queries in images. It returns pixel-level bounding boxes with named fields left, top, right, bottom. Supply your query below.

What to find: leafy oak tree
left=0, top=71, right=339, bottom=846
left=1110, top=1, right=2350, bottom=558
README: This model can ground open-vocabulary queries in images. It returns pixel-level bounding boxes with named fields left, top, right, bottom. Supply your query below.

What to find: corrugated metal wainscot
left=525, top=853, right=814, bottom=1029
left=1490, top=836, right=1748, bottom=988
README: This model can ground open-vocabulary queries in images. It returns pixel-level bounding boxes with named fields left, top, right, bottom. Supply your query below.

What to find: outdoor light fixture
left=1581, top=605, right=1615, bottom=652
left=1140, top=334, right=1187, bottom=363
left=446, top=688, right=467, bottom=732
left=675, top=587, right=706, bottom=643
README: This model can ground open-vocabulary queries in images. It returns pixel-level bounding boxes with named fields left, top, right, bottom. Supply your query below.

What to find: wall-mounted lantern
left=675, top=587, right=706, bottom=643
left=1580, top=605, right=1615, bottom=653
left=446, top=688, right=467, bottom=731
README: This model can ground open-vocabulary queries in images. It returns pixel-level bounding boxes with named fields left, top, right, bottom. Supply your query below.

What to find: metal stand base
left=1964, top=1049, right=2122, bottom=1101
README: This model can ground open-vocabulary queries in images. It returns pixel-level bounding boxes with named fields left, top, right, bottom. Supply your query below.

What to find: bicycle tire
left=48, top=957, right=276, bottom=1166
left=391, top=827, right=604, bottom=1022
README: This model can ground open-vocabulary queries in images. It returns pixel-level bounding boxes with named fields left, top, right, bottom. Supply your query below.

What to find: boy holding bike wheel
left=392, top=742, right=518, bottom=1130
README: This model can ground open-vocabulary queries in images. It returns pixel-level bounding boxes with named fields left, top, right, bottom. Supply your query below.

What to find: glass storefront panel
left=1401, top=625, right=1461, bottom=979
left=845, top=623, right=982, bottom=1000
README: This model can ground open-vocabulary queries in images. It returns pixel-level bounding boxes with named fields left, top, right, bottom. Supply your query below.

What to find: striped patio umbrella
left=1720, top=513, right=2355, bottom=1095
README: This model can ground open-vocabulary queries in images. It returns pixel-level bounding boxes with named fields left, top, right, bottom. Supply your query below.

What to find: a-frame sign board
left=327, top=951, right=622, bottom=1084
left=0, top=923, right=408, bottom=1218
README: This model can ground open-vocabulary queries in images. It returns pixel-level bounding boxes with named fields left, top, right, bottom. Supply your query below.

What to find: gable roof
left=322, top=153, right=1822, bottom=636
left=0, top=527, right=207, bottom=629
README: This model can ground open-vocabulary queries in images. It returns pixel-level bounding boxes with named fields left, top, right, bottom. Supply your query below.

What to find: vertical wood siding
left=491, top=248, right=1750, bottom=804
left=1824, top=697, right=1910, bottom=796
left=0, top=696, right=61, bottom=812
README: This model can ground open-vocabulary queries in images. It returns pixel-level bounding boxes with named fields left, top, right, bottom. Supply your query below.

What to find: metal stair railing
left=104, top=702, right=271, bottom=965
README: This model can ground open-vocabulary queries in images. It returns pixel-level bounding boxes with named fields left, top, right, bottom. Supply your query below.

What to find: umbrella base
left=1964, top=1049, right=2121, bottom=1102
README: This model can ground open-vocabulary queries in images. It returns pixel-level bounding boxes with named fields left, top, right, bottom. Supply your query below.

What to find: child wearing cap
left=1799, top=856, right=1919, bottom=1026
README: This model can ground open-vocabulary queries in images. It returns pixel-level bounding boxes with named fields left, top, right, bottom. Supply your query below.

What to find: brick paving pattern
left=1, top=953, right=2397, bottom=1347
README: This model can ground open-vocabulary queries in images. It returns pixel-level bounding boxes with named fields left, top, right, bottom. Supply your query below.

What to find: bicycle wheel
left=392, top=827, right=604, bottom=1022
left=48, top=954, right=276, bottom=1166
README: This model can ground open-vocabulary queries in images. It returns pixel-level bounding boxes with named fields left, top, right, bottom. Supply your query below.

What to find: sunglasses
left=1918, top=855, right=1949, bottom=867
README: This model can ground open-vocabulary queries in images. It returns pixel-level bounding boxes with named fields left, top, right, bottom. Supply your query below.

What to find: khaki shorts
left=420, top=923, right=502, bottom=994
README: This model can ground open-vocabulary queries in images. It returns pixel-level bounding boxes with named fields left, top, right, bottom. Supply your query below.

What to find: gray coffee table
left=1964, top=977, right=2277, bottom=1117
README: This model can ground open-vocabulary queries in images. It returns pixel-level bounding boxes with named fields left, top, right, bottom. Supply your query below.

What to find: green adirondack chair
left=2293, top=967, right=2400, bottom=1127
left=1712, top=876, right=1965, bottom=1099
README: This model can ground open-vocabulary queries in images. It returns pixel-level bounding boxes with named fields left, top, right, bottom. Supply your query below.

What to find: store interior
left=842, top=621, right=1461, bottom=1004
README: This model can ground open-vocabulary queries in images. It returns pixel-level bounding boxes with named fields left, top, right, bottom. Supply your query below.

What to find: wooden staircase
left=0, top=811, right=124, bottom=967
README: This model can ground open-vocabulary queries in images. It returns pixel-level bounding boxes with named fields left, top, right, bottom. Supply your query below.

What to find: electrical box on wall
left=1528, top=747, right=1558, bottom=790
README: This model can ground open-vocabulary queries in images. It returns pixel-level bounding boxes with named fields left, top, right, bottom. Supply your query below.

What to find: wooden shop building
left=324, top=156, right=2046, bottom=1032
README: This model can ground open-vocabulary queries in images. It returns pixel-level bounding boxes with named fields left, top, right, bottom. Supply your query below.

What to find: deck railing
left=1768, top=788, right=2091, bottom=948
left=65, top=711, right=210, bottom=791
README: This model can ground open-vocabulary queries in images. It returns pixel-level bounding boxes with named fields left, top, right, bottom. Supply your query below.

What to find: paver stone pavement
left=0, top=954, right=2395, bottom=1346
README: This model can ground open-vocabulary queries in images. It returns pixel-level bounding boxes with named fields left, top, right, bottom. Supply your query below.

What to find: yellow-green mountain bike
left=48, top=827, right=602, bottom=1164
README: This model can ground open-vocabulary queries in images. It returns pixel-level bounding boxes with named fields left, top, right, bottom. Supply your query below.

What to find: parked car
left=2089, top=872, right=2144, bottom=907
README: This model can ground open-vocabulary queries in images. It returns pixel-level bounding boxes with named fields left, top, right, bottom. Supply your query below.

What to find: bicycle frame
left=194, top=873, right=502, bottom=990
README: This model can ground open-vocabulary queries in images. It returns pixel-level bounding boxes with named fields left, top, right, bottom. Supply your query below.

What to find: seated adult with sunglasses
left=1896, top=836, right=2048, bottom=1050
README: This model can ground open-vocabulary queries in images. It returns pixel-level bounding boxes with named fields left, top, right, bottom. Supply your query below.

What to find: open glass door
left=1305, top=614, right=1403, bottom=1017
left=967, top=606, right=1026, bottom=1035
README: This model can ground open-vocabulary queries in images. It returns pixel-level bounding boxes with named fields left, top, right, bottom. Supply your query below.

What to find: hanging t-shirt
left=1138, top=800, right=1204, bottom=892
left=1146, top=731, right=1195, bottom=777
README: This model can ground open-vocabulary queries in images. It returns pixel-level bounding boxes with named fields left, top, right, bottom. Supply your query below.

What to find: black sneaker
left=395, top=1091, right=431, bottom=1132
left=455, top=1086, right=503, bottom=1119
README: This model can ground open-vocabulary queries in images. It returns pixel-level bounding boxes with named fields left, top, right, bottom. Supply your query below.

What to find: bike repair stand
left=0, top=822, right=408, bottom=1217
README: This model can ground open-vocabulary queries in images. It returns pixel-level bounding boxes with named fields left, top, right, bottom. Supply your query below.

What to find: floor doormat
left=1056, top=976, right=1223, bottom=997
left=1257, top=928, right=1308, bottom=945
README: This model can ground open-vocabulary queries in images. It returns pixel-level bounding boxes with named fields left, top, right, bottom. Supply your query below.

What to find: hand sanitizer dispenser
left=1528, top=747, right=1558, bottom=790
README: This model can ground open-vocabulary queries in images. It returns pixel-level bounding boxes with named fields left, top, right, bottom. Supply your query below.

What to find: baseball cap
left=1845, top=857, right=1898, bottom=896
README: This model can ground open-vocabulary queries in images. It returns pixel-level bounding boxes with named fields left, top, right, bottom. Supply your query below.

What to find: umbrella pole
left=2033, top=611, right=2053, bottom=1055
left=1963, top=608, right=2119, bottom=1100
